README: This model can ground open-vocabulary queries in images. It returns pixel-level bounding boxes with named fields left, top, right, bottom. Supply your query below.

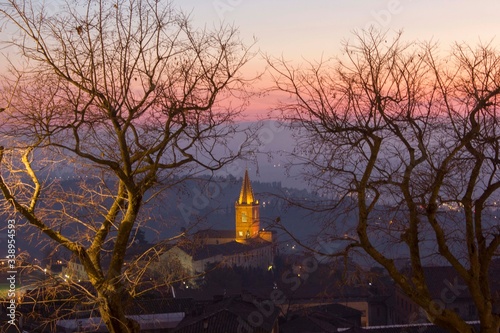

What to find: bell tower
left=235, top=170, right=260, bottom=241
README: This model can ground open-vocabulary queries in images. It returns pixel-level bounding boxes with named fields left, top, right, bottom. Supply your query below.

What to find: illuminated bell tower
left=235, top=170, right=260, bottom=241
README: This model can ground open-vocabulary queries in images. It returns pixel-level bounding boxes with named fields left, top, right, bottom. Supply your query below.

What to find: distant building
left=46, top=261, right=65, bottom=279
left=62, top=259, right=89, bottom=282
left=235, top=169, right=261, bottom=240
left=171, top=295, right=279, bottom=333
left=276, top=257, right=394, bottom=327
left=154, top=170, right=275, bottom=274
left=54, top=298, right=193, bottom=333
left=281, top=303, right=363, bottom=333
left=286, top=294, right=391, bottom=327
left=393, top=263, right=500, bottom=324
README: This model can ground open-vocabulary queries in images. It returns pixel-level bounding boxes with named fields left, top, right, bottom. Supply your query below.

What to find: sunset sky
left=174, top=0, right=500, bottom=118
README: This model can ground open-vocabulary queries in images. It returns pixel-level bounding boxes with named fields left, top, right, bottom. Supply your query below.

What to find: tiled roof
left=172, top=296, right=278, bottom=333
left=175, top=309, right=277, bottom=333
left=193, top=229, right=235, bottom=239
left=307, top=303, right=363, bottom=319
left=281, top=316, right=338, bottom=333
left=126, top=298, right=195, bottom=315
left=283, top=302, right=363, bottom=331
left=178, top=239, right=272, bottom=261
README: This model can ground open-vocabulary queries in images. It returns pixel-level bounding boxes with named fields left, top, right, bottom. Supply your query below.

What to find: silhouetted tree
left=0, top=0, right=256, bottom=332
left=268, top=30, right=500, bottom=333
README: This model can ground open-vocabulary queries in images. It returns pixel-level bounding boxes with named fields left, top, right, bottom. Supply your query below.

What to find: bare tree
left=0, top=0, right=256, bottom=331
left=268, top=30, right=500, bottom=333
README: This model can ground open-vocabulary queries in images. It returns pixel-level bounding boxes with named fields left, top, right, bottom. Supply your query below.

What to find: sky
left=3, top=1, right=500, bottom=118
left=173, top=0, right=500, bottom=118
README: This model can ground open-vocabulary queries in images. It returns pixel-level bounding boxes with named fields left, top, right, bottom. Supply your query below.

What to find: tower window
left=238, top=231, right=243, bottom=237
left=242, top=212, right=247, bottom=222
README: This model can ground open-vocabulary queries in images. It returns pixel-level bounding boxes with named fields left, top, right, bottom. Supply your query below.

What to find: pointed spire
left=238, top=169, right=255, bottom=205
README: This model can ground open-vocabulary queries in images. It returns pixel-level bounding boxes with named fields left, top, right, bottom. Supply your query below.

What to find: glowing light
left=238, top=170, right=256, bottom=205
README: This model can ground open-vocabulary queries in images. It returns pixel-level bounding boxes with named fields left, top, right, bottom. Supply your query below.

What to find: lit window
left=242, top=212, right=247, bottom=222
left=238, top=231, right=243, bottom=236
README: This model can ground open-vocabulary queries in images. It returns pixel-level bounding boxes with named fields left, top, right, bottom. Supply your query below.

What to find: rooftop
left=178, top=238, right=272, bottom=261
left=237, top=169, right=256, bottom=205
left=193, top=229, right=235, bottom=239
left=172, top=296, right=278, bottom=333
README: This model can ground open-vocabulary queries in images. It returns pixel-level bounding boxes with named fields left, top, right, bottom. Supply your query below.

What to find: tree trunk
left=97, top=288, right=140, bottom=333
left=478, top=311, right=500, bottom=333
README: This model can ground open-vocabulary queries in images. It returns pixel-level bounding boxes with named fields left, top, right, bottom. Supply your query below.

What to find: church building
left=235, top=169, right=261, bottom=240
left=154, top=170, right=275, bottom=275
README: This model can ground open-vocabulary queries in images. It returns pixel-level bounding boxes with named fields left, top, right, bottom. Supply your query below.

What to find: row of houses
left=49, top=170, right=275, bottom=284
left=1, top=287, right=488, bottom=333
left=2, top=171, right=498, bottom=332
